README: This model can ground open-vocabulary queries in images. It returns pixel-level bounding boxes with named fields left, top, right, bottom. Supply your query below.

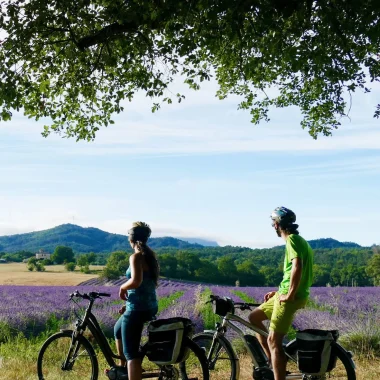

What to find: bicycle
left=192, top=295, right=356, bottom=380
left=37, top=290, right=209, bottom=380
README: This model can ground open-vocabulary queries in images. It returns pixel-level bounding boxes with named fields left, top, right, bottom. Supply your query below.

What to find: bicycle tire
left=285, top=340, right=356, bottom=380
left=179, top=337, right=210, bottom=380
left=192, top=332, right=238, bottom=380
left=140, top=336, right=209, bottom=379
left=37, top=330, right=99, bottom=380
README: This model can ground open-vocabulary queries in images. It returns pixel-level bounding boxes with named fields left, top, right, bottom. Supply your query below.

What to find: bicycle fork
left=61, top=333, right=82, bottom=371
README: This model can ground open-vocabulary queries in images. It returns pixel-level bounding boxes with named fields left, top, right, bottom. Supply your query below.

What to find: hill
left=0, top=224, right=203, bottom=253
left=307, top=238, right=361, bottom=249
left=178, top=237, right=219, bottom=247
left=0, top=224, right=365, bottom=254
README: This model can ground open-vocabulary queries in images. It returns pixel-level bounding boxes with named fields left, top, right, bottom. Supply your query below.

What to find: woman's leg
left=114, top=314, right=127, bottom=366
left=122, top=308, right=158, bottom=380
left=121, top=311, right=145, bottom=380
left=127, top=359, right=143, bottom=380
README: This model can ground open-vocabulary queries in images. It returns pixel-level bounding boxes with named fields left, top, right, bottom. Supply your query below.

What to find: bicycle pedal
left=253, top=367, right=274, bottom=380
left=106, top=366, right=129, bottom=380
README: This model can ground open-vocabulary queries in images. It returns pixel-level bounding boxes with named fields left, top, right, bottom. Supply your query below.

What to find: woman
left=113, top=221, right=159, bottom=380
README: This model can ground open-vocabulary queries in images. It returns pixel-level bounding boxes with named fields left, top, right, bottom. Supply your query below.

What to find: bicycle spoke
left=39, top=334, right=96, bottom=379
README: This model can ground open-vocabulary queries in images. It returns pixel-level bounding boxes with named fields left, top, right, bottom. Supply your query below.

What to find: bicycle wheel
left=37, top=331, right=99, bottom=380
left=192, top=332, right=237, bottom=380
left=285, top=341, right=356, bottom=380
left=141, top=337, right=209, bottom=379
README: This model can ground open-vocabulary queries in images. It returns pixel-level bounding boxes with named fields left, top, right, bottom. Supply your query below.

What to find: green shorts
left=259, top=292, right=307, bottom=334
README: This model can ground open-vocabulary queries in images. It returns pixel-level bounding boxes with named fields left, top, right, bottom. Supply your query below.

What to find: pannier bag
left=145, top=317, right=194, bottom=365
left=296, top=329, right=339, bottom=375
left=212, top=297, right=234, bottom=317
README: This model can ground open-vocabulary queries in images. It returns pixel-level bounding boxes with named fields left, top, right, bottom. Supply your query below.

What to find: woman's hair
left=279, top=221, right=299, bottom=235
left=129, top=222, right=160, bottom=286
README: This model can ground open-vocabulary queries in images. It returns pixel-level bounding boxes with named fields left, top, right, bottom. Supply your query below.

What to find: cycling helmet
left=270, top=206, right=296, bottom=225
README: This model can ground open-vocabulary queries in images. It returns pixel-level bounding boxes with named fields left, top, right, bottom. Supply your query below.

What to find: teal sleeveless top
left=126, top=266, right=158, bottom=311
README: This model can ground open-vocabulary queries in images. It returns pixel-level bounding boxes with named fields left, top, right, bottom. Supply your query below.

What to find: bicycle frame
left=63, top=298, right=120, bottom=368
left=64, top=296, right=169, bottom=379
left=207, top=312, right=297, bottom=370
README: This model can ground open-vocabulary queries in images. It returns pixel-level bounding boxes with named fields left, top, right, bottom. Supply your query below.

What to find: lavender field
left=0, top=280, right=379, bottom=356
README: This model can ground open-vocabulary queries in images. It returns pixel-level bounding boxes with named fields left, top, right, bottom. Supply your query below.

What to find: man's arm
left=280, top=257, right=302, bottom=303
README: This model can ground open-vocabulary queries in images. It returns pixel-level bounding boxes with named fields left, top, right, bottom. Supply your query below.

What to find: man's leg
left=267, top=331, right=286, bottom=380
left=267, top=294, right=307, bottom=380
left=249, top=308, right=271, bottom=363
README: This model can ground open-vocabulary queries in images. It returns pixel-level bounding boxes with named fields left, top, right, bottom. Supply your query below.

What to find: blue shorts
left=114, top=307, right=158, bottom=360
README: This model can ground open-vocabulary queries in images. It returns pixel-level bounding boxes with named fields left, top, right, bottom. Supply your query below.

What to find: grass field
left=0, top=263, right=103, bottom=286
left=0, top=335, right=378, bottom=380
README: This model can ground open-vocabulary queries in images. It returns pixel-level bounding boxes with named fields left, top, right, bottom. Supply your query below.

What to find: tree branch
left=77, top=20, right=160, bottom=50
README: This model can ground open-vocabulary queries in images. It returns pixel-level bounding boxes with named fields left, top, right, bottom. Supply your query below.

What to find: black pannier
left=145, top=317, right=194, bottom=365
left=296, top=329, right=339, bottom=375
left=212, top=297, right=234, bottom=317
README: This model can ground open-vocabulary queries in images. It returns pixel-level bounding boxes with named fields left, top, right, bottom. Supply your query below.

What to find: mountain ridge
left=0, top=223, right=363, bottom=253
left=0, top=224, right=204, bottom=253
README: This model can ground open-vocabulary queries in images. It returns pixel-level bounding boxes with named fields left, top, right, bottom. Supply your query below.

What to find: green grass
left=199, top=288, right=221, bottom=330
left=231, top=290, right=257, bottom=303
left=158, top=290, right=184, bottom=313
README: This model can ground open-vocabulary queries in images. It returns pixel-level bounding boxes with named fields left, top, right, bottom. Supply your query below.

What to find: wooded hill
left=0, top=224, right=204, bottom=253
left=1, top=224, right=378, bottom=287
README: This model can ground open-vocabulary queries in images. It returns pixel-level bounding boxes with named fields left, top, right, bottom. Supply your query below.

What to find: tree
left=27, top=257, right=37, bottom=271
left=27, top=257, right=45, bottom=272
left=236, top=260, right=265, bottom=286
left=217, top=256, right=238, bottom=284
left=87, top=252, right=97, bottom=264
left=366, top=253, right=380, bottom=286
left=51, top=246, right=75, bottom=264
left=77, top=254, right=89, bottom=268
left=159, top=254, right=178, bottom=277
left=259, top=265, right=283, bottom=287
left=176, top=251, right=202, bottom=279
left=1, top=1, right=379, bottom=140
left=194, top=259, right=219, bottom=283
left=100, top=250, right=129, bottom=279
left=313, top=264, right=331, bottom=286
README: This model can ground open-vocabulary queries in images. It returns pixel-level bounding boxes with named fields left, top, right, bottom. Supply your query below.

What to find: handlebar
left=208, top=294, right=260, bottom=311
left=69, top=290, right=111, bottom=301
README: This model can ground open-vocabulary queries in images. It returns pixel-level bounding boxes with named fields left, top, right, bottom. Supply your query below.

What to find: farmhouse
left=36, top=249, right=51, bottom=260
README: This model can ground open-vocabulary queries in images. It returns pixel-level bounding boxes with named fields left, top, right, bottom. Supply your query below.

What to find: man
left=249, top=206, right=313, bottom=380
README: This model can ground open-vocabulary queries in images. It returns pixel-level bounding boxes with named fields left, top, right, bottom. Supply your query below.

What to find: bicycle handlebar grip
left=98, top=293, right=111, bottom=297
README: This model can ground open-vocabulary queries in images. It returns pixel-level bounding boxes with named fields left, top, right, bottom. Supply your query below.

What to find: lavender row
left=158, top=285, right=205, bottom=333
left=0, top=284, right=189, bottom=336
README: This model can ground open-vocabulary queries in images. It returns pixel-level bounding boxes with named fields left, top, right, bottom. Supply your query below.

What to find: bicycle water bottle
left=243, top=334, right=269, bottom=368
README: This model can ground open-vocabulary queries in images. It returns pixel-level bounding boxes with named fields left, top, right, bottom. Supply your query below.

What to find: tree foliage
left=99, top=244, right=377, bottom=286
left=51, top=246, right=75, bottom=264
left=1, top=1, right=380, bottom=140
left=27, top=257, right=45, bottom=272
left=366, top=253, right=380, bottom=286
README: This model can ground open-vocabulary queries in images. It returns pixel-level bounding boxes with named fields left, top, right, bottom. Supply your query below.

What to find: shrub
left=64, top=262, right=76, bottom=271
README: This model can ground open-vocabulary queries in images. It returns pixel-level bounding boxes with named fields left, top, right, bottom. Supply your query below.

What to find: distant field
left=0, top=263, right=103, bottom=286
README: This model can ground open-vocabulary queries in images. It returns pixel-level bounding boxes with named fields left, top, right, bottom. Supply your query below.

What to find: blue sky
left=0, top=78, right=379, bottom=248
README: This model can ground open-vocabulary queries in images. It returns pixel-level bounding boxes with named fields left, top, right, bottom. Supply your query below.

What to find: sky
left=0, top=78, right=380, bottom=249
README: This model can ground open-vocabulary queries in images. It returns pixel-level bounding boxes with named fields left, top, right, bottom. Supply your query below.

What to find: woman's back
left=126, top=266, right=157, bottom=311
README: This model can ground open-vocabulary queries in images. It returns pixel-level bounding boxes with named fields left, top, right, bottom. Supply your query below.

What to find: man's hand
left=118, top=305, right=126, bottom=315
left=119, top=287, right=128, bottom=301
left=279, top=294, right=295, bottom=304
left=264, top=291, right=276, bottom=302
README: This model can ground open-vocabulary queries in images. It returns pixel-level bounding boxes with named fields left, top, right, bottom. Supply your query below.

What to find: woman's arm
left=119, top=254, right=143, bottom=300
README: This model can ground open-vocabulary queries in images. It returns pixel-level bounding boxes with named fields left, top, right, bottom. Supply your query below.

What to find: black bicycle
left=192, top=295, right=356, bottom=380
left=37, top=291, right=209, bottom=380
